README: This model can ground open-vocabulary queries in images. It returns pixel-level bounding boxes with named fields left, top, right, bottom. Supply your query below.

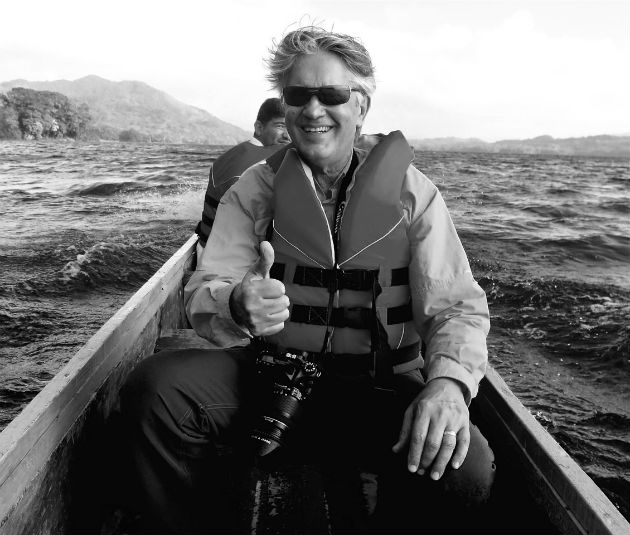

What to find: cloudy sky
left=1, top=0, right=628, bottom=141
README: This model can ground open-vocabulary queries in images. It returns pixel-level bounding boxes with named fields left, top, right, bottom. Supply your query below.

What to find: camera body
left=250, top=349, right=322, bottom=456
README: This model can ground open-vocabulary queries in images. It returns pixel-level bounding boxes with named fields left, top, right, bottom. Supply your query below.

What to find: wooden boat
left=0, top=234, right=627, bottom=534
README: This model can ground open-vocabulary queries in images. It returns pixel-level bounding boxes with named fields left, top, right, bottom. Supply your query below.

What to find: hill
left=408, top=134, right=630, bottom=158
left=0, top=75, right=249, bottom=144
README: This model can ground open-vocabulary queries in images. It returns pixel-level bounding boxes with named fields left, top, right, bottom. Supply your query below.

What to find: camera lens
left=250, top=391, right=303, bottom=456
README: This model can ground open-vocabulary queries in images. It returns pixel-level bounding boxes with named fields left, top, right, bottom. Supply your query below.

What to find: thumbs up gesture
left=229, top=241, right=290, bottom=336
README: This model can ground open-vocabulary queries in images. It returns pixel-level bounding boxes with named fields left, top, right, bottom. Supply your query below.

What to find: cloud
left=364, top=8, right=629, bottom=139
left=1, top=1, right=628, bottom=139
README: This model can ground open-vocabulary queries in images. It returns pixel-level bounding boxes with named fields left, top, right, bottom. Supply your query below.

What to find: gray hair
left=266, top=26, right=376, bottom=97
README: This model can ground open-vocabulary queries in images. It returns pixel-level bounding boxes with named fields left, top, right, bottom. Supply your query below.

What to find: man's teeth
left=303, top=126, right=332, bottom=133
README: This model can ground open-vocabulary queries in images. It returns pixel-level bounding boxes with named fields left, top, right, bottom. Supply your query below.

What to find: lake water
left=0, top=140, right=628, bottom=517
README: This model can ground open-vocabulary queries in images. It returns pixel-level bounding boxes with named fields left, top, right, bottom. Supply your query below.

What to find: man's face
left=284, top=51, right=368, bottom=175
left=255, top=116, right=290, bottom=146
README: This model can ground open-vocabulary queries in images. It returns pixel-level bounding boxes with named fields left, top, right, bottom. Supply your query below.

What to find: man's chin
left=295, top=144, right=330, bottom=166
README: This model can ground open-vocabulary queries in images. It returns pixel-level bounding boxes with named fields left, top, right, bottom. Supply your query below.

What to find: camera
left=250, top=349, right=322, bottom=456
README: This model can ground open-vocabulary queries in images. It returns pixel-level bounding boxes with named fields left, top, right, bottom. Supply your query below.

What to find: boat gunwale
left=479, top=366, right=629, bottom=535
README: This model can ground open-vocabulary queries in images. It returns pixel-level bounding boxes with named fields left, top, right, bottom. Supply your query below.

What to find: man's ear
left=356, top=93, right=370, bottom=128
left=254, top=120, right=263, bottom=138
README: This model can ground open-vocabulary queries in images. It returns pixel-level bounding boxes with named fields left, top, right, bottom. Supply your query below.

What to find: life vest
left=196, top=141, right=285, bottom=245
left=265, top=131, right=421, bottom=374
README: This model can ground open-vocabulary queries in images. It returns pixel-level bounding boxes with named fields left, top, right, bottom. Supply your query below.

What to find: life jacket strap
left=290, top=303, right=412, bottom=328
left=270, top=263, right=409, bottom=290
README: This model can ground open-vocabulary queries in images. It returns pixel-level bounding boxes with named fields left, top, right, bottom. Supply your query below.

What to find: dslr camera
left=250, top=348, right=322, bottom=456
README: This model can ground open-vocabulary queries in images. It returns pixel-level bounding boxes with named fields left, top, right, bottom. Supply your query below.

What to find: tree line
left=0, top=88, right=92, bottom=140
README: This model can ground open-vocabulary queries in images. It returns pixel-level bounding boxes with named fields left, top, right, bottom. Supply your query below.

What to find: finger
left=406, top=412, right=430, bottom=474
left=248, top=303, right=290, bottom=336
left=250, top=279, right=286, bottom=299
left=265, top=308, right=290, bottom=325
left=257, top=322, right=286, bottom=336
left=428, top=430, right=458, bottom=480
left=392, top=407, right=413, bottom=453
left=261, top=295, right=290, bottom=314
left=451, top=424, right=470, bottom=470
left=244, top=241, right=275, bottom=282
left=418, top=421, right=444, bottom=473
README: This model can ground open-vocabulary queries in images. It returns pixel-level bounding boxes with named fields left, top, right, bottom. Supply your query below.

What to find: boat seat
left=155, top=328, right=218, bottom=352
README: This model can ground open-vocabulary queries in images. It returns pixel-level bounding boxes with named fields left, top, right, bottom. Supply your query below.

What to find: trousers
left=119, top=347, right=496, bottom=533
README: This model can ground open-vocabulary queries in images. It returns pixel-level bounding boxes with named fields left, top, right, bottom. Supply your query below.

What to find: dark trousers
left=119, top=347, right=496, bottom=533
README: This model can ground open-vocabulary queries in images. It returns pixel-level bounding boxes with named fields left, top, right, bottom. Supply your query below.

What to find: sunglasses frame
left=282, top=85, right=362, bottom=107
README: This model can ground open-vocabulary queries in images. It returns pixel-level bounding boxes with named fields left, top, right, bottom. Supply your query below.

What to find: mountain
left=408, top=134, right=630, bottom=158
left=0, top=75, right=249, bottom=144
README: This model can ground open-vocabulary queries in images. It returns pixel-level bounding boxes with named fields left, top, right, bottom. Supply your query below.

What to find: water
left=1, top=141, right=628, bottom=518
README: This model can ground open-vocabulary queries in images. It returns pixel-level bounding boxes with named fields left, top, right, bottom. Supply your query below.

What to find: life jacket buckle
left=327, top=268, right=341, bottom=293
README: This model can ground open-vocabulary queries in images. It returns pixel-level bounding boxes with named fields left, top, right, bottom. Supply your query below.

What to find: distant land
left=0, top=75, right=628, bottom=156
left=0, top=75, right=249, bottom=144
left=408, top=135, right=630, bottom=158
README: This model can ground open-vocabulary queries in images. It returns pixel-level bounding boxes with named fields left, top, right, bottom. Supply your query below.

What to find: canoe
left=0, top=234, right=627, bottom=534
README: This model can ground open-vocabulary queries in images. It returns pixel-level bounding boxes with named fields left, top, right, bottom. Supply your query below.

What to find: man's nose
left=302, top=95, right=326, bottom=118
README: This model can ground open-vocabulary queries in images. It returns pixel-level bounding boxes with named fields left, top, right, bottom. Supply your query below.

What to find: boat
left=0, top=234, right=627, bottom=534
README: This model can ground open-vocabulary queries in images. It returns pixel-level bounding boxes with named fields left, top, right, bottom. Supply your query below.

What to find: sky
left=1, top=0, right=628, bottom=141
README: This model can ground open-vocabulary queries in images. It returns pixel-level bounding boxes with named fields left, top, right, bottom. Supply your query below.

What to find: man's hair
left=266, top=25, right=376, bottom=97
left=256, top=98, right=286, bottom=124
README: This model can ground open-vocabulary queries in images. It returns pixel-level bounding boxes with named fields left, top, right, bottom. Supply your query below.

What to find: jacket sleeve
left=184, top=164, right=273, bottom=347
left=404, top=166, right=490, bottom=403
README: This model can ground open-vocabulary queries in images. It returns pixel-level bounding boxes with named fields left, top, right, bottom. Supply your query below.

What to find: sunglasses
left=282, top=85, right=362, bottom=106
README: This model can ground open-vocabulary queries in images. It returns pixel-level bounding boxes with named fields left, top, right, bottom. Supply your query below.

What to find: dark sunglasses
left=282, top=85, right=362, bottom=106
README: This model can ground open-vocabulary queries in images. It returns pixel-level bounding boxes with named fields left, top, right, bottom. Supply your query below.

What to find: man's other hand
left=230, top=241, right=290, bottom=336
left=392, top=377, right=470, bottom=480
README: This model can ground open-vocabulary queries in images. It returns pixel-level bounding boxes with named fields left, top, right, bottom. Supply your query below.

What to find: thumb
left=245, top=241, right=275, bottom=281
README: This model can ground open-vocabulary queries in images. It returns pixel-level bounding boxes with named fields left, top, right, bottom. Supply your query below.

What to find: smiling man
left=122, top=25, right=494, bottom=533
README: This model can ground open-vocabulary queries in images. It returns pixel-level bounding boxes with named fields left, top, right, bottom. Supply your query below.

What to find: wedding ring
left=443, top=430, right=457, bottom=437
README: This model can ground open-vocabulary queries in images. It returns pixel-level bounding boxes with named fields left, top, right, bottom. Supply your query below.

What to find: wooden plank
left=155, top=328, right=221, bottom=352
left=478, top=366, right=629, bottom=535
left=0, top=234, right=198, bottom=530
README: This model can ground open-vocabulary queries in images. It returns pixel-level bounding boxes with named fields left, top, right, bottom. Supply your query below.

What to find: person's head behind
left=266, top=26, right=375, bottom=175
left=254, top=98, right=290, bottom=146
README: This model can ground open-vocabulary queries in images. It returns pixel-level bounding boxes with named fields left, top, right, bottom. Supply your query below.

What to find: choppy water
left=1, top=140, right=628, bottom=518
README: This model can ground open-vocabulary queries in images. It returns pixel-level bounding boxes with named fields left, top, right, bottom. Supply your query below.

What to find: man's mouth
left=301, top=125, right=332, bottom=134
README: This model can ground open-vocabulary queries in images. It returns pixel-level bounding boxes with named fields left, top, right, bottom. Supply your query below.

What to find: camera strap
left=319, top=151, right=358, bottom=355
left=320, top=151, right=394, bottom=386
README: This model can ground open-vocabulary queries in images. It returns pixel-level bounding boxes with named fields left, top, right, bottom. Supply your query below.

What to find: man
left=122, top=26, right=494, bottom=533
left=195, top=97, right=290, bottom=251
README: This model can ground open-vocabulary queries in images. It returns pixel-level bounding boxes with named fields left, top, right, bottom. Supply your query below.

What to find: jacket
left=185, top=133, right=490, bottom=402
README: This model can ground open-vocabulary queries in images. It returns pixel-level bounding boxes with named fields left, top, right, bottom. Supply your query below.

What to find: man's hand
left=392, top=377, right=470, bottom=480
left=229, top=241, right=290, bottom=336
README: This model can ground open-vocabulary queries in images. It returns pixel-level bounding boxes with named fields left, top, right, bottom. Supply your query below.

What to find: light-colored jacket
left=184, top=147, right=490, bottom=403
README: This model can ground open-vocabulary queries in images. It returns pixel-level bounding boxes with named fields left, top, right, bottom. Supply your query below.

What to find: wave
left=0, top=304, right=64, bottom=347
left=6, top=239, right=171, bottom=297
left=68, top=181, right=146, bottom=196
left=582, top=411, right=630, bottom=431
left=599, top=199, right=630, bottom=214
left=521, top=204, right=581, bottom=219
left=480, top=275, right=630, bottom=366
left=536, top=234, right=630, bottom=262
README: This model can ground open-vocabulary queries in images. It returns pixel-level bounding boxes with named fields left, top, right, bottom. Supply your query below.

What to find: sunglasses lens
left=283, top=86, right=352, bottom=106
left=318, top=87, right=351, bottom=105
left=283, top=87, right=311, bottom=106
